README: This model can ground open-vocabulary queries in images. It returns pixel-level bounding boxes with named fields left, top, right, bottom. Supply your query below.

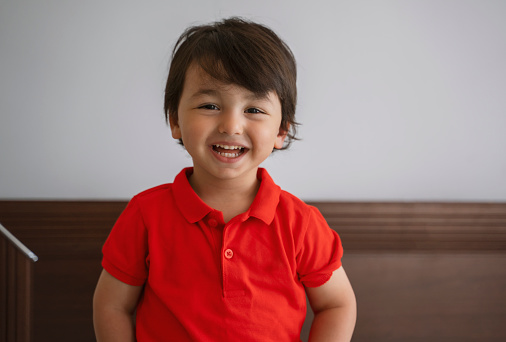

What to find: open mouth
left=211, top=144, right=246, bottom=158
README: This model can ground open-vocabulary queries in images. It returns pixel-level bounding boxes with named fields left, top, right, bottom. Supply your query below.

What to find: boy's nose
left=218, top=110, right=244, bottom=135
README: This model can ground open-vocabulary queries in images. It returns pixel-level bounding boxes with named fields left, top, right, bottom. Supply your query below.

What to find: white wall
left=1, top=0, right=505, bottom=201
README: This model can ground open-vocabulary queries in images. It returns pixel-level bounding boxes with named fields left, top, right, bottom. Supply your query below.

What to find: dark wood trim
left=0, top=201, right=127, bottom=257
left=308, top=202, right=506, bottom=251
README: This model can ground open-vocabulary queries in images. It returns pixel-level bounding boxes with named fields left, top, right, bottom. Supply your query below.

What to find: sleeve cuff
left=300, top=262, right=342, bottom=288
left=102, top=258, right=146, bottom=286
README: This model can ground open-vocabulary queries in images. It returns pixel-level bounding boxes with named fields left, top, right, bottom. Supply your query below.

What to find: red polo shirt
left=102, top=168, right=343, bottom=341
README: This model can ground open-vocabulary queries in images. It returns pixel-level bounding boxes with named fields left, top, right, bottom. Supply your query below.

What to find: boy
left=93, top=17, right=356, bottom=341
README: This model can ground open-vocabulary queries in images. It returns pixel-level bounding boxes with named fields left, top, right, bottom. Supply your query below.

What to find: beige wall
left=1, top=0, right=505, bottom=201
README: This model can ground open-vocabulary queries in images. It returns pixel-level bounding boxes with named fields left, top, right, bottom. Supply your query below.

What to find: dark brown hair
left=164, top=17, right=298, bottom=148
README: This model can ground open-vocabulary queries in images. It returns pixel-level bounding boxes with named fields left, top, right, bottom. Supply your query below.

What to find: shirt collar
left=248, top=168, right=281, bottom=225
left=172, top=167, right=281, bottom=225
left=173, top=168, right=213, bottom=223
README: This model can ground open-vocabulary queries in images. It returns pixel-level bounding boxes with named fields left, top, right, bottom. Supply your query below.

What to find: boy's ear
left=274, top=125, right=289, bottom=149
left=169, top=115, right=182, bottom=139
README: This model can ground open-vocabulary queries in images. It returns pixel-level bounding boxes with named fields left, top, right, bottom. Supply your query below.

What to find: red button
left=208, top=219, right=218, bottom=227
left=224, top=249, right=234, bottom=259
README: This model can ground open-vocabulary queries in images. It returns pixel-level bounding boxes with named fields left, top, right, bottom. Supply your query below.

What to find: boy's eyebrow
left=190, top=87, right=272, bottom=102
left=189, top=88, right=219, bottom=99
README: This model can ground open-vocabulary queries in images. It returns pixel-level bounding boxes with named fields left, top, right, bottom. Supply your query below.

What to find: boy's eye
left=199, top=104, right=219, bottom=110
left=245, top=107, right=265, bottom=114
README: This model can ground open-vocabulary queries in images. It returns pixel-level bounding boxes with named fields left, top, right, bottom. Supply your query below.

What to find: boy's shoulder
left=278, top=188, right=305, bottom=205
left=131, top=183, right=174, bottom=204
left=277, top=188, right=318, bottom=217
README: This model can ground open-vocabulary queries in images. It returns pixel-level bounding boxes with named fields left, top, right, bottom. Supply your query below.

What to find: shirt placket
left=221, top=216, right=247, bottom=298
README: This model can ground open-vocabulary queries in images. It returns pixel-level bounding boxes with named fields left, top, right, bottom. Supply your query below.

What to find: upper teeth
left=214, top=144, right=243, bottom=150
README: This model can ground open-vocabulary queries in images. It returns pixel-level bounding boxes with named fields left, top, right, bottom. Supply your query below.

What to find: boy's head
left=164, top=17, right=298, bottom=148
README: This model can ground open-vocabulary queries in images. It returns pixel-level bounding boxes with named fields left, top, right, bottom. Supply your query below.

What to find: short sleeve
left=102, top=197, right=149, bottom=286
left=296, top=206, right=343, bottom=288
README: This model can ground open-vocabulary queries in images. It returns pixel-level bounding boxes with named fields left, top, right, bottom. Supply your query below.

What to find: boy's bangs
left=193, top=41, right=275, bottom=98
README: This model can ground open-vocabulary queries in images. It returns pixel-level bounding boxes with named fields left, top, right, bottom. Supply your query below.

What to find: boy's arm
left=93, top=269, right=143, bottom=342
left=305, top=267, right=357, bottom=342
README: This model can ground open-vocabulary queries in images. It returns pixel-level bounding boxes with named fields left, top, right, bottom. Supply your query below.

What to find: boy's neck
left=188, top=167, right=260, bottom=223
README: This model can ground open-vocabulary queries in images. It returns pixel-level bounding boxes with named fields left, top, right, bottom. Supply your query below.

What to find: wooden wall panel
left=1, top=201, right=505, bottom=342
left=0, top=201, right=126, bottom=342
left=343, top=252, right=506, bottom=342
left=1, top=228, right=35, bottom=342
left=301, top=202, right=506, bottom=341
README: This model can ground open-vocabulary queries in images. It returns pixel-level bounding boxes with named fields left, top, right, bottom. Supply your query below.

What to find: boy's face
left=170, top=64, right=287, bottom=184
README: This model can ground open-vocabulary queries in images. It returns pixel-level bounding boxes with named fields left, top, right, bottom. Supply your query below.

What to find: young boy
left=93, top=17, right=356, bottom=341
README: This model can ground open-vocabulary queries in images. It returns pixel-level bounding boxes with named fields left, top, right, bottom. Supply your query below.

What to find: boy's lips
left=210, top=143, right=248, bottom=158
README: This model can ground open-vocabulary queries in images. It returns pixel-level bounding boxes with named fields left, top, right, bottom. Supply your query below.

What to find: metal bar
left=0, top=223, right=38, bottom=262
